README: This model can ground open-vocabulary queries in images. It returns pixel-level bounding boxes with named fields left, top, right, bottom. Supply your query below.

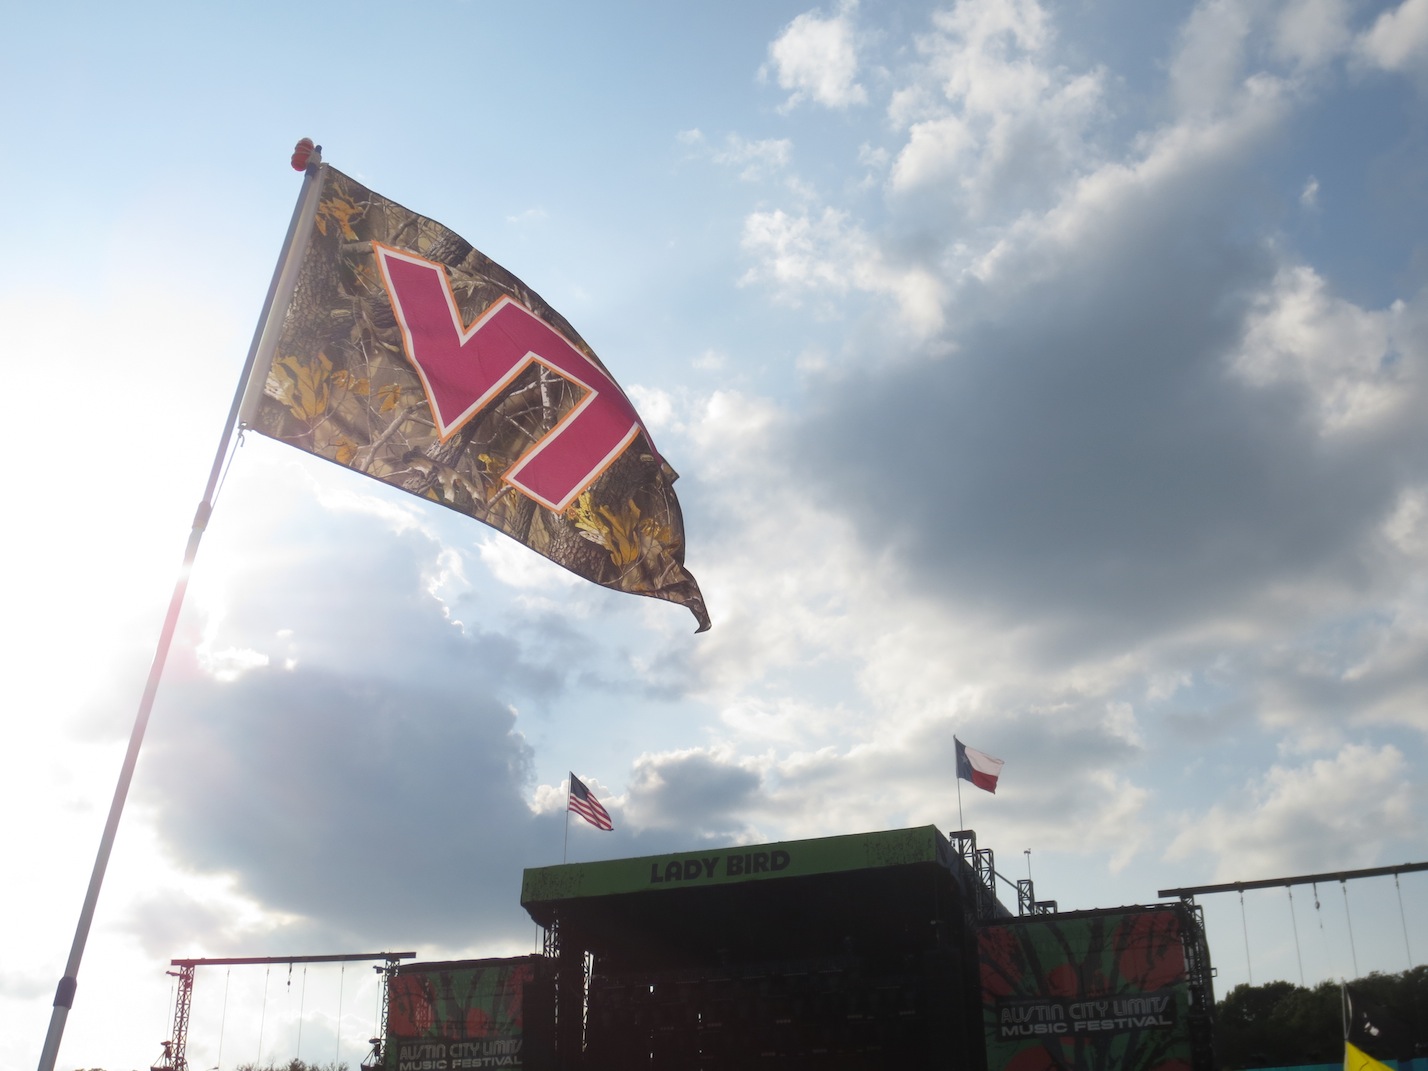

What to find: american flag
left=568, top=773, right=614, bottom=831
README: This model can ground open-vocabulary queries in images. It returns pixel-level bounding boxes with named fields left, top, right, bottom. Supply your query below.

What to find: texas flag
left=955, top=738, right=1004, bottom=794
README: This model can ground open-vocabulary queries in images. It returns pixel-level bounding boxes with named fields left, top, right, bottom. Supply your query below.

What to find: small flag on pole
left=1345, top=987, right=1413, bottom=1071
left=955, top=737, right=1003, bottom=794
left=568, top=773, right=614, bottom=831
left=244, top=162, right=709, bottom=631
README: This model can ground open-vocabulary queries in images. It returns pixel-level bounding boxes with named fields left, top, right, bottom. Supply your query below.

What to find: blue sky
left=5, top=0, right=1428, bottom=1067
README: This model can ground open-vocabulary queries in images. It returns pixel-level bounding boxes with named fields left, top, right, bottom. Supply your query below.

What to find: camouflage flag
left=247, top=165, right=709, bottom=631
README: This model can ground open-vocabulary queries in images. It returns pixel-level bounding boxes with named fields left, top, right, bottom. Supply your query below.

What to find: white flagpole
left=957, top=773, right=965, bottom=831
left=36, top=144, right=327, bottom=1071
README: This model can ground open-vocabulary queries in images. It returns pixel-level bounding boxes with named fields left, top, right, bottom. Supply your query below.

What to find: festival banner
left=385, top=957, right=548, bottom=1070
left=247, top=165, right=709, bottom=631
left=979, top=907, right=1196, bottom=1071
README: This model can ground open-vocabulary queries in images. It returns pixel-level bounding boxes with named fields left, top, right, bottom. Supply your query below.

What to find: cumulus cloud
left=1166, top=744, right=1416, bottom=879
left=22, top=4, right=1428, bottom=1065
left=1230, top=265, right=1417, bottom=434
left=739, top=206, right=946, bottom=335
left=679, top=129, right=796, bottom=184
left=145, top=661, right=540, bottom=943
left=1169, top=0, right=1258, bottom=117
left=72, top=0, right=1428, bottom=991
left=624, top=749, right=764, bottom=835
left=888, top=0, right=1105, bottom=218
left=1354, top=0, right=1428, bottom=74
left=763, top=2, right=868, bottom=110
left=129, top=462, right=685, bottom=948
left=690, top=0, right=1428, bottom=895
left=758, top=48, right=1423, bottom=706
left=1272, top=0, right=1352, bottom=69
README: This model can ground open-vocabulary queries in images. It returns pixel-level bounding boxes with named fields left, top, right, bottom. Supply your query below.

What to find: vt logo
left=374, top=243, right=655, bottom=512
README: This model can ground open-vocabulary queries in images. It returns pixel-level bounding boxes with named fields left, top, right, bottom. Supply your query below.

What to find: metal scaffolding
left=150, top=951, right=413, bottom=1071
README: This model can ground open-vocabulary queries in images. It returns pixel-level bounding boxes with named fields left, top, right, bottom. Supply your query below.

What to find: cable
left=217, top=969, right=230, bottom=1071
left=336, top=963, right=346, bottom=1067
left=257, top=966, right=270, bottom=1066
left=1395, top=873, right=1415, bottom=969
left=212, top=427, right=243, bottom=507
left=1240, top=889, right=1253, bottom=986
left=1287, top=886, right=1305, bottom=985
left=296, top=965, right=308, bottom=1058
left=1341, top=881, right=1359, bottom=978
left=1313, top=881, right=1341, bottom=981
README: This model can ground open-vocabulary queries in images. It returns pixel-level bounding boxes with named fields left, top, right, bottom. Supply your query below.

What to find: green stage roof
left=520, top=824, right=955, bottom=908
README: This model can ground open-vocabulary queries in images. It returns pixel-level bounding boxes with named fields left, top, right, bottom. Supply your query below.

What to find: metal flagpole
left=956, top=774, right=964, bottom=831
left=36, top=143, right=327, bottom=1071
left=563, top=775, right=572, bottom=863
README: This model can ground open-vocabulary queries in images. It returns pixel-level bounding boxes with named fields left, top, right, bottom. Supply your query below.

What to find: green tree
left=1215, top=967, right=1428, bottom=1069
left=1217, top=980, right=1301, bottom=1067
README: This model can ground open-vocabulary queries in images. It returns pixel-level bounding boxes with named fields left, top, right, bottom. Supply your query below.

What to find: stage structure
left=379, top=956, right=555, bottom=1071
left=1160, top=859, right=1427, bottom=988
left=518, top=825, right=1012, bottom=1069
left=160, top=828, right=1218, bottom=1071
left=979, top=903, right=1216, bottom=1071
left=151, top=951, right=413, bottom=1071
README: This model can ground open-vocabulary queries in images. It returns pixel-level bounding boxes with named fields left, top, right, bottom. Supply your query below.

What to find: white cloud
left=479, top=533, right=582, bottom=592
left=1231, top=264, right=1414, bottom=434
left=1272, top=0, right=1352, bottom=69
left=16, top=5, right=1428, bottom=1063
left=712, top=135, right=794, bottom=181
left=856, top=142, right=889, bottom=171
left=1166, top=744, right=1416, bottom=879
left=890, top=115, right=976, bottom=190
left=964, top=72, right=1290, bottom=293
left=886, top=0, right=1105, bottom=216
left=624, top=383, right=677, bottom=432
left=680, top=129, right=795, bottom=182
left=505, top=207, right=549, bottom=225
left=763, top=2, right=868, bottom=110
left=1382, top=485, right=1428, bottom=558
left=1354, top=0, right=1428, bottom=73
left=1169, top=0, right=1258, bottom=117
left=738, top=206, right=945, bottom=336
left=692, top=348, right=729, bottom=371
left=924, top=0, right=1053, bottom=111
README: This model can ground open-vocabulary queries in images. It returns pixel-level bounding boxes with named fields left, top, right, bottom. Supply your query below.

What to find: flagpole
left=563, top=775, right=572, bottom=864
left=36, top=144, right=327, bottom=1071
left=956, top=774, right=964, bottom=831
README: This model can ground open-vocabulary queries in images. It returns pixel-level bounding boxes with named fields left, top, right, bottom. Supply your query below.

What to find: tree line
left=1217, top=965, right=1428, bottom=1068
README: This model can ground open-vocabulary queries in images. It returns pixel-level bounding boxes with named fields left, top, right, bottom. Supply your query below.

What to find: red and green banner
left=249, top=165, right=708, bottom=631
left=384, top=957, right=541, bottom=1070
left=979, top=907, right=1193, bottom=1071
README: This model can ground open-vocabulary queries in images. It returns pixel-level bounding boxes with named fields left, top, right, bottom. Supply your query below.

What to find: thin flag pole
left=563, top=776, right=572, bottom=864
left=956, top=774, right=964, bottom=831
left=36, top=146, right=327, bottom=1071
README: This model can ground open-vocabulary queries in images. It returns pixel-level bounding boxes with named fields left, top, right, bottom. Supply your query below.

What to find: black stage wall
left=520, top=826, right=1004, bottom=1070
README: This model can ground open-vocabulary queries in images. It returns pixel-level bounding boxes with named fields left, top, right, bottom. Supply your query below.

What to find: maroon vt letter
left=375, top=244, right=656, bottom=511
